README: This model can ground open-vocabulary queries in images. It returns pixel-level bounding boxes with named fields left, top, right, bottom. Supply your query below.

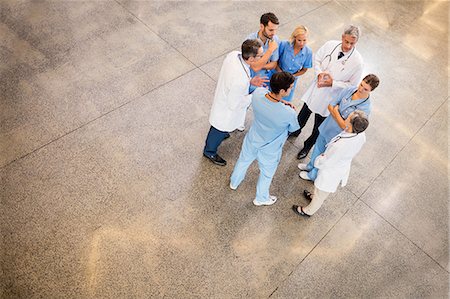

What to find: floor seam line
left=357, top=97, right=448, bottom=200
left=113, top=0, right=199, bottom=68
left=268, top=205, right=354, bottom=297
left=0, top=68, right=196, bottom=170
left=358, top=200, right=449, bottom=274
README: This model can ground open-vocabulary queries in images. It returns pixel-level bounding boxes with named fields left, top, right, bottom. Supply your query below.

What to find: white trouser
left=303, top=186, right=330, bottom=215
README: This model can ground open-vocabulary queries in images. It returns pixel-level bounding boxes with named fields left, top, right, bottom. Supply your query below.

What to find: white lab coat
left=314, top=131, right=366, bottom=193
left=209, top=51, right=252, bottom=132
left=302, top=40, right=363, bottom=117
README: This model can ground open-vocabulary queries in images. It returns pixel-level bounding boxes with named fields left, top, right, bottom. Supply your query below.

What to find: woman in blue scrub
left=230, top=72, right=300, bottom=206
left=277, top=25, right=313, bottom=102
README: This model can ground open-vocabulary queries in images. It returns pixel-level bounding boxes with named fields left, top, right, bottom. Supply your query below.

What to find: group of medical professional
left=203, top=12, right=380, bottom=217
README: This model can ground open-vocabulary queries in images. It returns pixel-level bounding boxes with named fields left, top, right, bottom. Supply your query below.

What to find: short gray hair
left=241, top=39, right=263, bottom=60
left=343, top=25, right=361, bottom=40
left=350, top=110, right=369, bottom=133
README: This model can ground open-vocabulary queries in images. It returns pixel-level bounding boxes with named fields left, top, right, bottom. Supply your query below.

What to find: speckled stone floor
left=1, top=1, right=448, bottom=298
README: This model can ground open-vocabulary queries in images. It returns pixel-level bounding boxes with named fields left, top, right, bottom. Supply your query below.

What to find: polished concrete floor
left=1, top=0, right=448, bottom=298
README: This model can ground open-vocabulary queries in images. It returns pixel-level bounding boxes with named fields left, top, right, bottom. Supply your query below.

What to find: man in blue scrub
left=246, top=12, right=280, bottom=93
left=298, top=74, right=379, bottom=181
left=230, top=72, right=300, bottom=206
left=277, top=25, right=313, bottom=102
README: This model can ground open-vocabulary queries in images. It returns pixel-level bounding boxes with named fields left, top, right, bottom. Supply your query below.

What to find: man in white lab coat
left=292, top=110, right=368, bottom=217
left=203, top=39, right=277, bottom=166
left=291, top=25, right=364, bottom=160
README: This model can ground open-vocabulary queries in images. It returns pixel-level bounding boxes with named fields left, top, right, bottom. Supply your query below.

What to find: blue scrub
left=278, top=41, right=313, bottom=102
left=305, top=86, right=372, bottom=180
left=230, top=87, right=300, bottom=203
left=246, top=32, right=280, bottom=92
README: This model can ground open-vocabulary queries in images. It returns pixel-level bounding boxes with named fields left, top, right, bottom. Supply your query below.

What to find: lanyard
left=326, top=133, right=358, bottom=148
left=238, top=55, right=250, bottom=80
left=341, top=91, right=370, bottom=116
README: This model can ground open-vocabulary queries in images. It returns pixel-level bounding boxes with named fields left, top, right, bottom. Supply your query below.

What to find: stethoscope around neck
left=322, top=42, right=355, bottom=70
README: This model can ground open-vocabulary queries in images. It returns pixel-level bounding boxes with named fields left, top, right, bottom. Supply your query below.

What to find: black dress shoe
left=297, top=148, right=309, bottom=160
left=203, top=153, right=227, bottom=166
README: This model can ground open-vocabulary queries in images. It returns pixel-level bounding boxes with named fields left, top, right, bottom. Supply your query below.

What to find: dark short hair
left=363, top=74, right=380, bottom=91
left=270, top=72, right=295, bottom=94
left=260, top=12, right=279, bottom=26
left=351, top=110, right=369, bottom=133
left=241, top=39, right=262, bottom=60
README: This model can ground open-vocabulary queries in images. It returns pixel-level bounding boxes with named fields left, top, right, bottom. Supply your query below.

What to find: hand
left=333, top=105, right=340, bottom=113
left=347, top=111, right=355, bottom=119
left=280, top=100, right=296, bottom=110
left=324, top=73, right=333, bottom=87
left=267, top=39, right=278, bottom=53
left=250, top=75, right=269, bottom=87
left=317, top=72, right=332, bottom=88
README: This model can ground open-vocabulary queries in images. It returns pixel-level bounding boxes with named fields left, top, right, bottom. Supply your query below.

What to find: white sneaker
left=299, top=171, right=312, bottom=181
left=298, top=163, right=309, bottom=171
left=237, top=125, right=245, bottom=132
left=230, top=182, right=237, bottom=190
left=253, top=195, right=277, bottom=206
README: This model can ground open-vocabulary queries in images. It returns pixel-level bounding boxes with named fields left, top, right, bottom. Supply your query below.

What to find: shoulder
left=277, top=102, right=296, bottom=116
left=279, top=40, right=290, bottom=50
left=339, top=86, right=355, bottom=97
left=273, top=35, right=281, bottom=42
left=253, top=87, right=268, bottom=98
left=225, top=51, right=239, bottom=61
left=346, top=85, right=357, bottom=93
left=356, top=132, right=366, bottom=143
left=302, top=46, right=313, bottom=58
left=304, top=45, right=313, bottom=54
left=224, top=51, right=241, bottom=68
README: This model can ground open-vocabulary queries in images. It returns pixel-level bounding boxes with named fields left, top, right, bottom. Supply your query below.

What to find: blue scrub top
left=247, top=87, right=300, bottom=149
left=278, top=41, right=312, bottom=74
left=246, top=32, right=280, bottom=79
left=319, top=86, right=371, bottom=143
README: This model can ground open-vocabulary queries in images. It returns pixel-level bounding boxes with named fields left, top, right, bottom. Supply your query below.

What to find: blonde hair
left=289, top=25, right=309, bottom=44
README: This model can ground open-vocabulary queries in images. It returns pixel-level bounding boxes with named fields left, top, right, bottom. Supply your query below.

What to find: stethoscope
left=326, top=132, right=358, bottom=147
left=238, top=54, right=251, bottom=80
left=342, top=90, right=370, bottom=105
left=322, top=43, right=355, bottom=71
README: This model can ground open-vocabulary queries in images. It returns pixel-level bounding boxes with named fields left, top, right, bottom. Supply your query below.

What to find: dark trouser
left=203, top=126, right=230, bottom=157
left=291, top=104, right=326, bottom=152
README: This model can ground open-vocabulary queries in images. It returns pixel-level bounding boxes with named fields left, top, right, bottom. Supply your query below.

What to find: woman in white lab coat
left=292, top=110, right=368, bottom=217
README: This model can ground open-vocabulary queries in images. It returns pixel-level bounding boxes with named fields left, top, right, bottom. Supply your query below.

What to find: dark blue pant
left=203, top=126, right=230, bottom=157
left=291, top=104, right=326, bottom=152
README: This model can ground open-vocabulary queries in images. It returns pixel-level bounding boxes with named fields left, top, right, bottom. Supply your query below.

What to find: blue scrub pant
left=203, top=126, right=230, bottom=157
left=282, top=76, right=298, bottom=102
left=230, top=137, right=282, bottom=203
left=305, top=133, right=328, bottom=180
